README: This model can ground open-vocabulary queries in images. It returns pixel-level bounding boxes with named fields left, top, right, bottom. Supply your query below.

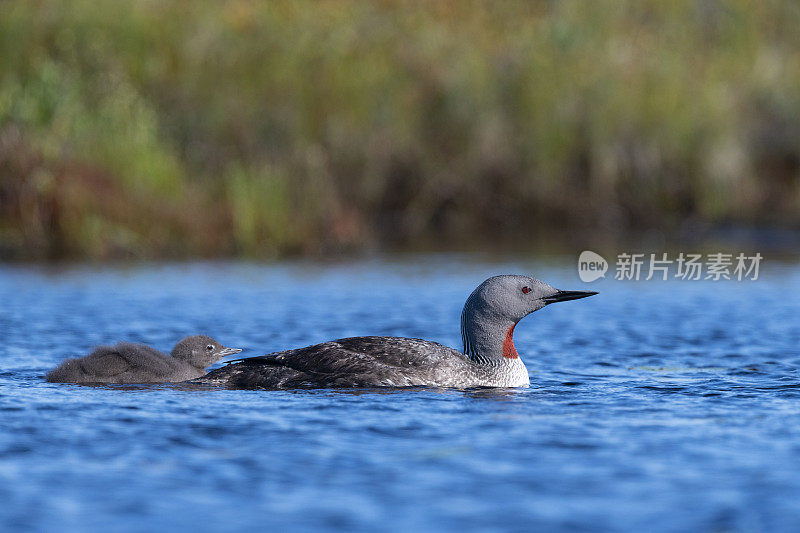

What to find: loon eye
left=206, top=344, right=214, bottom=351
left=521, top=286, right=531, bottom=294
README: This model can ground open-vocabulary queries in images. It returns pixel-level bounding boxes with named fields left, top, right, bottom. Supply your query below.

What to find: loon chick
left=46, top=335, right=242, bottom=384
left=199, top=275, right=596, bottom=389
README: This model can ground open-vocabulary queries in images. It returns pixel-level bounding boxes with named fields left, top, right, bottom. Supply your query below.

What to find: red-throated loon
left=46, top=335, right=242, bottom=384
left=199, top=275, right=596, bottom=389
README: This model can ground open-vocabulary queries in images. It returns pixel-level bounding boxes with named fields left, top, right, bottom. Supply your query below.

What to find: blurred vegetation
left=1, top=0, right=799, bottom=260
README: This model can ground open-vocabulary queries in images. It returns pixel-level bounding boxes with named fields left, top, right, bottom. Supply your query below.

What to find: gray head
left=171, top=335, right=242, bottom=369
left=461, top=275, right=597, bottom=360
left=464, top=275, right=597, bottom=322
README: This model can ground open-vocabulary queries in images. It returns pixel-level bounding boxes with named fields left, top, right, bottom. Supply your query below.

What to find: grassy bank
left=1, top=0, right=799, bottom=259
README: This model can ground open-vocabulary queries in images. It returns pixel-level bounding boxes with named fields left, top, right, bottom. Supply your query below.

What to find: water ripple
left=0, top=259, right=799, bottom=532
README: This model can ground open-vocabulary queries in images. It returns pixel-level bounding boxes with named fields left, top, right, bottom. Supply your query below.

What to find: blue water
left=1, top=256, right=800, bottom=532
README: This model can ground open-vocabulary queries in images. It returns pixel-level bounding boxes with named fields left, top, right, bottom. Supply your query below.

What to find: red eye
left=522, top=286, right=531, bottom=294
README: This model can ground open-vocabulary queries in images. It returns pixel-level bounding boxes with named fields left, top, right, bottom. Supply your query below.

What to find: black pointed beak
left=542, top=290, right=598, bottom=304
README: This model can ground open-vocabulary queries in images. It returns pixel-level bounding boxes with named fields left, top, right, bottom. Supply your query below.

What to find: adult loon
left=199, top=275, right=596, bottom=389
left=47, top=335, right=242, bottom=384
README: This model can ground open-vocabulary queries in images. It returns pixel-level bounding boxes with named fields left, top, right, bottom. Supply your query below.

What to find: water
left=1, top=255, right=800, bottom=532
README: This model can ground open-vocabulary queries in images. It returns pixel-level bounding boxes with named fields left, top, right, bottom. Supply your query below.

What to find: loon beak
left=542, top=290, right=598, bottom=305
left=218, top=347, right=243, bottom=357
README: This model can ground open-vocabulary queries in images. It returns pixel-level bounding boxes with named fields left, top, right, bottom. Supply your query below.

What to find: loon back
left=200, top=336, right=484, bottom=389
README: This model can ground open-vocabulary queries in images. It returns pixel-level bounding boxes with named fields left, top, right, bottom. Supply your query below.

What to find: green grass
left=1, top=0, right=799, bottom=259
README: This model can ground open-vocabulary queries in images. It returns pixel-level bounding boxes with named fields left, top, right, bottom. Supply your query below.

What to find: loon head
left=461, top=274, right=597, bottom=362
left=465, top=274, right=597, bottom=323
left=171, top=335, right=242, bottom=369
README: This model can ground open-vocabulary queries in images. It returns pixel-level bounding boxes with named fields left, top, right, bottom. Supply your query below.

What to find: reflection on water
left=1, top=257, right=800, bottom=532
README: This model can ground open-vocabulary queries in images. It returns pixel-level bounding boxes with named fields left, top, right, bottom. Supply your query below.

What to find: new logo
left=578, top=250, right=608, bottom=282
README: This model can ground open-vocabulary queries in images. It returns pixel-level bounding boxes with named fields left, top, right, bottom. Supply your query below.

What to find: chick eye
left=521, top=286, right=531, bottom=294
left=206, top=345, right=213, bottom=351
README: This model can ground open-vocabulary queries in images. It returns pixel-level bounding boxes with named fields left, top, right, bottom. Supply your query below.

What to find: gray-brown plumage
left=199, top=275, right=597, bottom=390
left=46, top=335, right=242, bottom=384
left=201, top=336, right=481, bottom=389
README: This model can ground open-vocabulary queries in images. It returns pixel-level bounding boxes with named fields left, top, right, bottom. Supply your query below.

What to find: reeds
left=1, top=0, right=798, bottom=259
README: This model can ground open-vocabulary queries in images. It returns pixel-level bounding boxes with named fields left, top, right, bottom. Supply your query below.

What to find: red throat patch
left=502, top=324, right=519, bottom=359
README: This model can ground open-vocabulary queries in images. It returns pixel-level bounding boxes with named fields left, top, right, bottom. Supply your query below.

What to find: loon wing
left=241, top=336, right=461, bottom=371
left=203, top=336, right=467, bottom=389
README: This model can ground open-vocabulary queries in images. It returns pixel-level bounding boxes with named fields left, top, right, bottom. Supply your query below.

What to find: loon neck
left=461, top=306, right=521, bottom=365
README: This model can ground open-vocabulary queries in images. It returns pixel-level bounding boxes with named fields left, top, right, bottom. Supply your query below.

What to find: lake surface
left=1, top=255, right=800, bottom=532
